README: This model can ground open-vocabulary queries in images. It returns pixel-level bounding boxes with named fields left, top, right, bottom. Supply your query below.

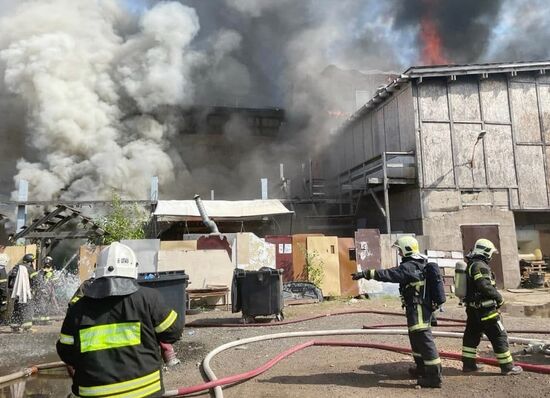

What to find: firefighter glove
left=351, top=270, right=374, bottom=280
left=351, top=271, right=366, bottom=280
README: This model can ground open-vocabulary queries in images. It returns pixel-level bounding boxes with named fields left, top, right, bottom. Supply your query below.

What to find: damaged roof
left=404, top=59, right=550, bottom=78
left=340, top=59, right=550, bottom=131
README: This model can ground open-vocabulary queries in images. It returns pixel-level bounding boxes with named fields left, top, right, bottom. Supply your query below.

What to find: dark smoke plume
left=393, top=0, right=502, bottom=64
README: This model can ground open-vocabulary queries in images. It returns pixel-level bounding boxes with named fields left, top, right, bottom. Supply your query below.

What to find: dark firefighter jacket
left=56, top=282, right=183, bottom=398
left=366, top=257, right=431, bottom=332
left=465, top=257, right=503, bottom=320
left=367, top=257, right=425, bottom=305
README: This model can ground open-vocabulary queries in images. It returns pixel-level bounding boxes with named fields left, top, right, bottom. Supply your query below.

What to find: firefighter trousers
left=10, top=300, right=33, bottom=330
left=462, top=307, right=514, bottom=371
left=406, top=303, right=442, bottom=382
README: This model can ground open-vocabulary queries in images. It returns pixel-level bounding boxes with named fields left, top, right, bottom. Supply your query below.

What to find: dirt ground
left=1, top=292, right=550, bottom=397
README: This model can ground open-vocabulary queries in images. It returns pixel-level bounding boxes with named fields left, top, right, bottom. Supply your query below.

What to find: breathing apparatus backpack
left=423, top=261, right=447, bottom=309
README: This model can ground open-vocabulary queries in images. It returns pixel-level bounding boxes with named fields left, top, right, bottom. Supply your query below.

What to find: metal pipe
left=193, top=195, right=219, bottom=234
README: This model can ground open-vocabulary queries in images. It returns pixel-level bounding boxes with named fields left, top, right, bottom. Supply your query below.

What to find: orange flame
left=420, top=16, right=448, bottom=65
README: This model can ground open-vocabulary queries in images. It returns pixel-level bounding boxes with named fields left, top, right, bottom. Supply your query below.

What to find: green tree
left=297, top=243, right=324, bottom=288
left=94, top=193, right=147, bottom=245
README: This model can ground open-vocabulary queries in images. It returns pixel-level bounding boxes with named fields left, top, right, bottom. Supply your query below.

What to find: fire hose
left=185, top=309, right=467, bottom=328
left=363, top=323, right=550, bottom=334
left=165, top=328, right=550, bottom=398
left=0, top=361, right=66, bottom=386
left=2, top=317, right=550, bottom=396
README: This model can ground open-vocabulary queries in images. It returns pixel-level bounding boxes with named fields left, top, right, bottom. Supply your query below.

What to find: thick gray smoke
left=1, top=0, right=549, bottom=202
left=0, top=0, right=205, bottom=200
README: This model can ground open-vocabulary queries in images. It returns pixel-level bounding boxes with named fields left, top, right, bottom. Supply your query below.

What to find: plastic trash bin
left=232, top=267, right=284, bottom=322
left=138, top=271, right=189, bottom=326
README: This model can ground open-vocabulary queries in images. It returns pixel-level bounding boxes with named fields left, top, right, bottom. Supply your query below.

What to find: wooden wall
left=415, top=73, right=550, bottom=210
left=324, top=85, right=416, bottom=180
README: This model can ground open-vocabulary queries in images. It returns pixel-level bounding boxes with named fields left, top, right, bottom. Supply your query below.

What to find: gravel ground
left=166, top=294, right=550, bottom=398
left=1, top=293, right=550, bottom=397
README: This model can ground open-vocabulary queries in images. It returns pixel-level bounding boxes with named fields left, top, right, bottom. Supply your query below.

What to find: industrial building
left=303, top=60, right=550, bottom=288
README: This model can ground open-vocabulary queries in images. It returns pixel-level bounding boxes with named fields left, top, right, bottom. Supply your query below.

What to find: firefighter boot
left=417, top=364, right=442, bottom=388
left=501, top=365, right=523, bottom=375
left=408, top=356, right=425, bottom=378
left=462, top=358, right=484, bottom=373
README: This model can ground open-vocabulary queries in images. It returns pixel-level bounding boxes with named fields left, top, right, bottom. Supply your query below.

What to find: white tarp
left=154, top=199, right=293, bottom=221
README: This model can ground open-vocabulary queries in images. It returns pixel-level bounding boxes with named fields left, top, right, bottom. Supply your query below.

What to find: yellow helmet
left=392, top=236, right=419, bottom=257
left=471, top=238, right=498, bottom=260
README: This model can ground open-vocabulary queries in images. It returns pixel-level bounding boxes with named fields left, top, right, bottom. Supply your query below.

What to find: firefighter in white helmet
left=351, top=236, right=442, bottom=388
left=462, top=238, right=522, bottom=375
left=57, top=242, right=183, bottom=397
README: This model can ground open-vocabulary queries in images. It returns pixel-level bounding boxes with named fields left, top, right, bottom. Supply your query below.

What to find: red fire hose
left=185, top=309, right=466, bottom=328
left=167, top=340, right=550, bottom=397
left=363, top=323, right=550, bottom=334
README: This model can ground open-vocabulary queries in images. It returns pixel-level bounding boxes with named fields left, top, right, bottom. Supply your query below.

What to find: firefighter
left=34, top=256, right=55, bottom=324
left=56, top=242, right=183, bottom=398
left=462, top=238, right=522, bottom=375
left=351, top=236, right=442, bottom=388
left=0, top=247, right=9, bottom=321
left=8, top=253, right=38, bottom=331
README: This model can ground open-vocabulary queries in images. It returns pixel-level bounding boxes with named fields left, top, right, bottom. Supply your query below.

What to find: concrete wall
left=421, top=195, right=520, bottom=288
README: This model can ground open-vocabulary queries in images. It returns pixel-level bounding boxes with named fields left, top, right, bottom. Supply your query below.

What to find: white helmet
left=95, top=242, right=138, bottom=279
left=392, top=236, right=420, bottom=257
left=471, top=238, right=498, bottom=260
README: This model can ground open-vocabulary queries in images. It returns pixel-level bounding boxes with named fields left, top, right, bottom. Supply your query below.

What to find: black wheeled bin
left=138, top=271, right=189, bottom=326
left=232, top=267, right=284, bottom=322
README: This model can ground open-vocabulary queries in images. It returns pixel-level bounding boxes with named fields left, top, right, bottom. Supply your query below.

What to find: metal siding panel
left=479, top=77, right=510, bottom=123
left=375, top=109, right=384, bottom=155
left=538, top=84, right=550, bottom=143
left=510, top=82, right=542, bottom=142
left=291, top=234, right=323, bottom=281
left=363, top=117, right=374, bottom=160
left=338, top=133, right=347, bottom=175
left=265, top=235, right=293, bottom=282
left=452, top=123, right=487, bottom=187
left=484, top=124, right=516, bottom=187
left=338, top=238, right=359, bottom=297
left=384, top=98, right=400, bottom=151
left=421, top=122, right=455, bottom=187
left=346, top=127, right=355, bottom=170
left=450, top=79, right=481, bottom=120
left=307, top=236, right=341, bottom=296
left=121, top=239, right=160, bottom=274
left=419, top=80, right=449, bottom=121
left=353, top=122, right=364, bottom=166
left=354, top=229, right=382, bottom=270
left=516, top=145, right=549, bottom=208
left=398, top=86, right=415, bottom=151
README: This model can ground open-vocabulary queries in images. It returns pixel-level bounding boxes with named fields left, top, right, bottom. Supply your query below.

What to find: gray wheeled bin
left=138, top=271, right=189, bottom=326
left=232, top=267, right=284, bottom=323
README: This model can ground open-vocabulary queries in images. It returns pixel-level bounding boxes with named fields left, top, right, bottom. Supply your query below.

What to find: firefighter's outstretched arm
left=351, top=265, right=407, bottom=284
